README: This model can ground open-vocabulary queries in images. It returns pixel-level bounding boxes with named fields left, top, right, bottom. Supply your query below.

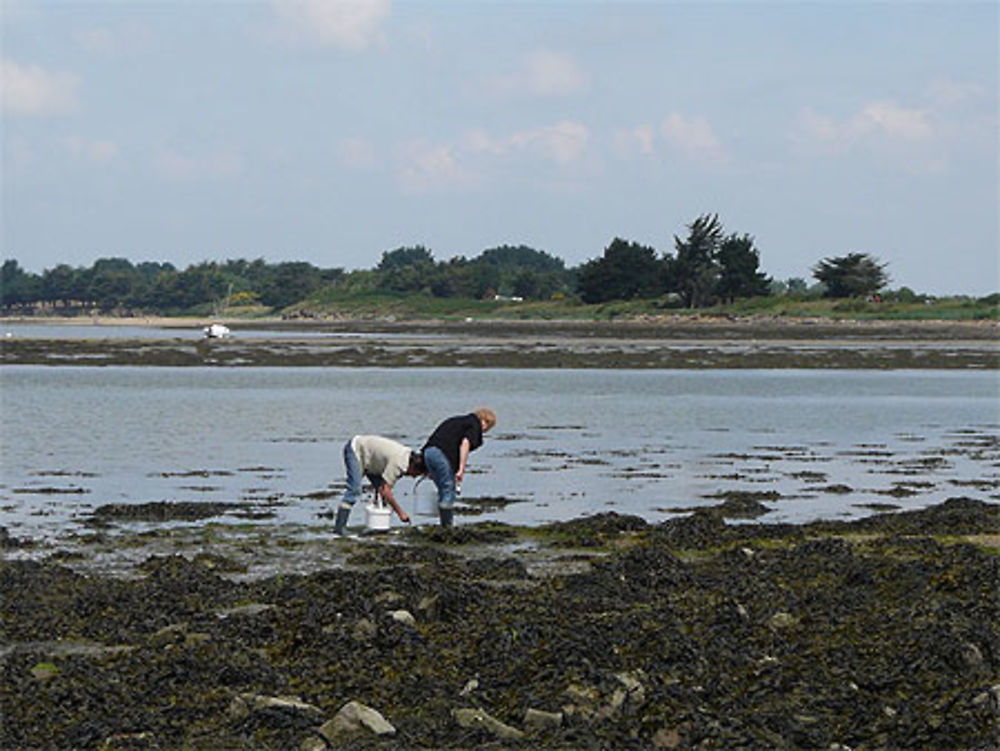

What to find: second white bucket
left=365, top=502, right=391, bottom=531
left=415, top=481, right=438, bottom=516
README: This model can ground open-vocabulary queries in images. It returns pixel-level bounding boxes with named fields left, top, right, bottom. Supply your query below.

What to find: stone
left=374, top=590, right=403, bottom=605
left=316, top=700, right=396, bottom=740
left=769, top=611, right=799, bottom=630
left=416, top=594, right=440, bottom=620
left=390, top=609, right=416, bottom=627
left=228, top=693, right=324, bottom=724
left=147, top=623, right=188, bottom=648
left=351, top=617, right=377, bottom=642
left=524, top=708, right=563, bottom=730
left=653, top=726, right=682, bottom=749
left=452, top=707, right=525, bottom=740
left=30, top=662, right=59, bottom=681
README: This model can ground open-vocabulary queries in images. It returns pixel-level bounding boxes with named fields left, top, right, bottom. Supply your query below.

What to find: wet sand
left=3, top=316, right=998, bottom=368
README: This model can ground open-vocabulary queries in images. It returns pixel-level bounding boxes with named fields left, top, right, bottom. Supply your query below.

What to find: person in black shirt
left=422, top=408, right=496, bottom=527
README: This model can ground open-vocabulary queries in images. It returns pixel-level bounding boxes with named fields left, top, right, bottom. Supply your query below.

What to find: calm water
left=1, top=366, right=997, bottom=542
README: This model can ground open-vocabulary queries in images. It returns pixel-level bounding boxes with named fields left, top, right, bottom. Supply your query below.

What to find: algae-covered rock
left=452, top=707, right=524, bottom=740
left=313, top=700, right=395, bottom=742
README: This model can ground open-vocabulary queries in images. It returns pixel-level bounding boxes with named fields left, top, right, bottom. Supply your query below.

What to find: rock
left=147, top=623, right=188, bottom=648
left=315, top=700, right=396, bottom=740
left=374, top=590, right=403, bottom=605
left=652, top=726, right=682, bottom=749
left=228, top=693, right=324, bottom=725
left=416, top=594, right=440, bottom=620
left=98, top=731, right=158, bottom=750
left=30, top=661, right=59, bottom=681
left=147, top=622, right=209, bottom=649
left=769, top=611, right=799, bottom=630
left=615, top=670, right=646, bottom=705
left=972, top=684, right=1000, bottom=714
left=459, top=677, right=479, bottom=696
left=524, top=708, right=563, bottom=730
left=452, top=707, right=525, bottom=740
left=390, top=609, right=417, bottom=627
left=214, top=602, right=273, bottom=619
left=960, top=641, right=984, bottom=670
left=351, top=617, right=377, bottom=642
left=562, top=682, right=601, bottom=717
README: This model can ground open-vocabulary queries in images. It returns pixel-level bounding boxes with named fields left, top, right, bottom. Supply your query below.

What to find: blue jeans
left=423, top=446, right=455, bottom=510
left=341, top=441, right=363, bottom=507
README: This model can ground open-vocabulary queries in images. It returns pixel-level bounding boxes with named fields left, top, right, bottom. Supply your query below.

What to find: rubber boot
left=439, top=506, right=454, bottom=528
left=333, top=504, right=352, bottom=536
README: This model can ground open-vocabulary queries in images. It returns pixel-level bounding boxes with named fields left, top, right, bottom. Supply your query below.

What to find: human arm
left=378, top=484, right=410, bottom=523
left=456, top=437, right=471, bottom=485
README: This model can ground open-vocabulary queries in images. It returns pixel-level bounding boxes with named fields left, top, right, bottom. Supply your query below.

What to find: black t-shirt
left=422, top=413, right=483, bottom=473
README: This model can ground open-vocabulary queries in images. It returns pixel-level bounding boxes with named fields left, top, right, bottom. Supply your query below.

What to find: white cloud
left=858, top=101, right=934, bottom=142
left=483, top=50, right=588, bottom=99
left=0, top=59, right=79, bottom=116
left=796, top=100, right=935, bottom=153
left=613, top=125, right=656, bottom=157
left=397, top=120, right=589, bottom=193
left=660, top=113, right=727, bottom=164
left=925, top=77, right=991, bottom=109
left=396, top=142, right=474, bottom=193
left=463, top=121, right=589, bottom=165
left=153, top=148, right=244, bottom=181
left=793, top=99, right=951, bottom=174
left=509, top=121, right=589, bottom=164
left=270, top=0, right=390, bottom=51
left=65, top=136, right=120, bottom=163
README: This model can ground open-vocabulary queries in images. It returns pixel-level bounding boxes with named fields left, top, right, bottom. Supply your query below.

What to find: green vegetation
left=2, top=214, right=997, bottom=321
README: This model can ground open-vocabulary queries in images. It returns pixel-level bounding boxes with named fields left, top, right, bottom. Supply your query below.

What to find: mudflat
left=2, top=316, right=998, bottom=368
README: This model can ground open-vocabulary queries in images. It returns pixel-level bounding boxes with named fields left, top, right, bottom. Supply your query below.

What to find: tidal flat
left=2, top=318, right=998, bottom=749
left=1, top=499, right=998, bottom=750
left=2, top=317, right=998, bottom=369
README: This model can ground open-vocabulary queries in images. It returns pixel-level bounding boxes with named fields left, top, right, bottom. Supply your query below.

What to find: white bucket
left=365, top=502, right=391, bottom=531
left=414, top=481, right=439, bottom=516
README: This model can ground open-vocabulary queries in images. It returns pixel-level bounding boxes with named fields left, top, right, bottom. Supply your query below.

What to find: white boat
left=203, top=323, right=231, bottom=339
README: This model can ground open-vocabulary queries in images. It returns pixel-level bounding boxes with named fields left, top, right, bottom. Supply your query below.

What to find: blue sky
left=2, top=1, right=997, bottom=295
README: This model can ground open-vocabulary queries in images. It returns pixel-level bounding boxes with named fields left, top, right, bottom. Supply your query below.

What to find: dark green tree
left=259, top=261, right=324, bottom=308
left=716, top=234, right=772, bottom=302
left=377, top=246, right=436, bottom=293
left=667, top=214, right=724, bottom=308
left=41, top=264, right=85, bottom=306
left=0, top=259, right=41, bottom=307
left=576, top=238, right=662, bottom=304
left=476, top=245, right=565, bottom=273
left=812, top=253, right=890, bottom=298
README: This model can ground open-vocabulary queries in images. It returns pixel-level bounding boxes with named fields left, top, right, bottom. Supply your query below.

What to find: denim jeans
left=341, top=441, right=363, bottom=507
left=423, top=446, right=455, bottom=510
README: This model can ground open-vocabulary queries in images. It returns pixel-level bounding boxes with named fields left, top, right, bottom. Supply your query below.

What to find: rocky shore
left=2, top=497, right=998, bottom=750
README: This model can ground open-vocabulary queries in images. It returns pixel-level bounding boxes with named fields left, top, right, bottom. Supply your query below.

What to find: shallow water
left=0, top=366, right=997, bottom=542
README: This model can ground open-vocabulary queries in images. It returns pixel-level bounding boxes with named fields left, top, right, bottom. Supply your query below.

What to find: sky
left=2, top=1, right=998, bottom=296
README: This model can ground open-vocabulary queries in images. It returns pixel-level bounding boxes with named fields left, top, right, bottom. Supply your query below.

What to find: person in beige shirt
left=334, top=435, right=425, bottom=535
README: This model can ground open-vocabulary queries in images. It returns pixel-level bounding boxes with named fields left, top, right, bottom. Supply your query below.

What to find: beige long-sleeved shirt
left=350, top=435, right=412, bottom=487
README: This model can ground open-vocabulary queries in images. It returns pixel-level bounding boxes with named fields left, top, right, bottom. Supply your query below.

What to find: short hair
left=408, top=451, right=426, bottom=475
left=474, top=408, right=497, bottom=431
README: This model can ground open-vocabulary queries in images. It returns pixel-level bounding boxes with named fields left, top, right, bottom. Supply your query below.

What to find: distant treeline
left=0, top=213, right=939, bottom=315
